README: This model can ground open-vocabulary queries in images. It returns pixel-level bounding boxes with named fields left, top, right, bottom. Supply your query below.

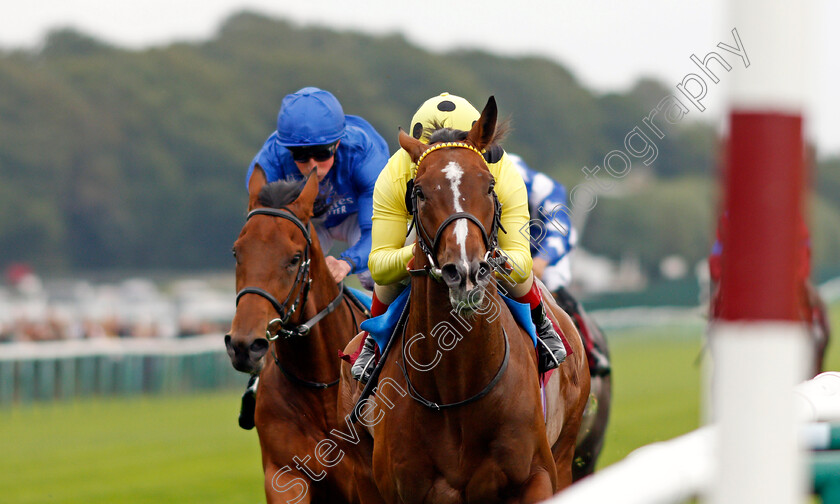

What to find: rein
left=406, top=142, right=508, bottom=280
left=398, top=322, right=510, bottom=411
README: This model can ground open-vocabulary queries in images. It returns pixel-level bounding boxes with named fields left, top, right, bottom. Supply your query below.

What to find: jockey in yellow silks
left=351, top=93, right=567, bottom=383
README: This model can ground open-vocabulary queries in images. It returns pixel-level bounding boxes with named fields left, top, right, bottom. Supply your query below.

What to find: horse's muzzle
left=442, top=260, right=493, bottom=313
left=225, top=334, right=268, bottom=374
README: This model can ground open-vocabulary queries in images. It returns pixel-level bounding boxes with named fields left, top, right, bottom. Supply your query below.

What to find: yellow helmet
left=409, top=92, right=480, bottom=143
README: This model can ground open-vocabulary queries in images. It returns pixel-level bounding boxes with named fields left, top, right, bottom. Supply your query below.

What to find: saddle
left=343, top=286, right=572, bottom=368
left=345, top=286, right=571, bottom=423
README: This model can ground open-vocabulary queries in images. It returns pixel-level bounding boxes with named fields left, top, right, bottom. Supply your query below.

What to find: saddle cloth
left=357, top=286, right=571, bottom=355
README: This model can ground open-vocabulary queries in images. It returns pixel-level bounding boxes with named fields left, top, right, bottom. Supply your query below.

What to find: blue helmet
left=275, top=87, right=346, bottom=147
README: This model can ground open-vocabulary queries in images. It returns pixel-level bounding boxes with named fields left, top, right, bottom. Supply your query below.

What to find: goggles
left=287, top=143, right=337, bottom=163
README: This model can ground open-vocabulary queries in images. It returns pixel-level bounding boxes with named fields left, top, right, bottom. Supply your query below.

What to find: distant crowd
left=0, top=266, right=233, bottom=344
left=0, top=314, right=230, bottom=344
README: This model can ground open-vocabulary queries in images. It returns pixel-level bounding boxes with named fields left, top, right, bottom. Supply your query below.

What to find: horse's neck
left=273, top=241, right=346, bottom=381
left=407, top=277, right=506, bottom=400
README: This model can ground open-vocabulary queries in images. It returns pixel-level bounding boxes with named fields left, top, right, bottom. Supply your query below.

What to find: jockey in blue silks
left=238, top=87, right=388, bottom=430
left=246, top=87, right=388, bottom=289
left=510, top=154, right=610, bottom=376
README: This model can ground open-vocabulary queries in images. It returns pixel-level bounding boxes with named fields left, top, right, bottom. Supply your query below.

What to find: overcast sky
left=2, top=0, right=838, bottom=156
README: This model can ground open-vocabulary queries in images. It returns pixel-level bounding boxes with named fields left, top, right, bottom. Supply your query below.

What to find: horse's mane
left=257, top=177, right=334, bottom=218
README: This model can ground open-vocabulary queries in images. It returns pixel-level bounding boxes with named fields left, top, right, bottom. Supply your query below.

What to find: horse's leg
left=551, top=432, right=578, bottom=490
left=572, top=372, right=612, bottom=481
left=264, top=464, right=312, bottom=504
left=514, top=468, right=554, bottom=504
left=353, top=462, right=387, bottom=504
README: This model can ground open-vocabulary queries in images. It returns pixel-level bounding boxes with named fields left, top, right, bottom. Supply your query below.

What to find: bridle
left=235, top=207, right=345, bottom=341
left=406, top=142, right=508, bottom=279
left=398, top=143, right=512, bottom=410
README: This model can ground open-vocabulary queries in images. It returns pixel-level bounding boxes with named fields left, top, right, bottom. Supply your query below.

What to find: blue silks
left=359, top=286, right=537, bottom=351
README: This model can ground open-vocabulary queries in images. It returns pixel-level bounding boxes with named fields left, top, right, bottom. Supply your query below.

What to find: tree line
left=0, top=11, right=837, bottom=277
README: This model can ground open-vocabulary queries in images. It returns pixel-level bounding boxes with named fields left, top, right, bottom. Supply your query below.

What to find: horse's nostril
left=441, top=263, right=461, bottom=285
left=475, top=261, right=493, bottom=282
left=250, top=338, right=269, bottom=357
left=224, top=334, right=232, bottom=348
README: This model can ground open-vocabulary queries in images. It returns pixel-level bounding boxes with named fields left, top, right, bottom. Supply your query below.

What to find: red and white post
left=710, top=1, right=810, bottom=503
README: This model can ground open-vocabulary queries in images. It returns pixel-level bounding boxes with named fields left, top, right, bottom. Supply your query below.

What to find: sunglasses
left=287, top=143, right=337, bottom=163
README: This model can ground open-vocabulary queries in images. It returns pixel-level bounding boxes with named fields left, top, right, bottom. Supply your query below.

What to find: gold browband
left=413, top=142, right=487, bottom=174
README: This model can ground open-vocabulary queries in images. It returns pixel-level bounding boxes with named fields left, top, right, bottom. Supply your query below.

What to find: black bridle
left=405, top=142, right=508, bottom=279
left=235, top=207, right=344, bottom=341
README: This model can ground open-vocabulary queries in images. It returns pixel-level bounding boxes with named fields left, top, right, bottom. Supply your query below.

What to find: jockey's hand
left=325, top=256, right=352, bottom=284
left=532, top=257, right=549, bottom=279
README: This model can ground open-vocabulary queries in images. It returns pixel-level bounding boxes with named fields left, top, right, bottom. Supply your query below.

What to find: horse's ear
left=248, top=166, right=267, bottom=211
left=399, top=128, right=429, bottom=163
left=466, top=96, right=497, bottom=151
left=291, top=171, right=319, bottom=221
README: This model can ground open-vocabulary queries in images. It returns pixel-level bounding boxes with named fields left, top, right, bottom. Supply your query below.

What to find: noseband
left=406, top=142, right=507, bottom=279
left=235, top=207, right=344, bottom=340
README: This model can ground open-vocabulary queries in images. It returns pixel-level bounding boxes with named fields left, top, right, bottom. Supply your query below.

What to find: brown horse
left=226, top=171, right=373, bottom=503
left=562, top=305, right=611, bottom=481
left=339, top=98, right=590, bottom=503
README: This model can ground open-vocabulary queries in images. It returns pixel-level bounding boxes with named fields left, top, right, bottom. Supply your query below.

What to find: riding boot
left=586, top=344, right=611, bottom=377
left=351, top=335, right=378, bottom=384
left=531, top=300, right=568, bottom=372
left=238, top=374, right=259, bottom=430
left=350, top=292, right=389, bottom=384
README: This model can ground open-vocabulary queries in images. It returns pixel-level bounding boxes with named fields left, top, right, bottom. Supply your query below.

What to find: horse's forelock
left=425, top=118, right=510, bottom=150
left=257, top=178, right=334, bottom=218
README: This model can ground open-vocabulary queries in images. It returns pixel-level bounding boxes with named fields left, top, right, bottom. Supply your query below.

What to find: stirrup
left=536, top=333, right=567, bottom=372
left=351, top=336, right=377, bottom=384
left=533, top=302, right=567, bottom=372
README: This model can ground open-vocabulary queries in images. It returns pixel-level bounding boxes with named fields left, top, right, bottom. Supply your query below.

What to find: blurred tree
left=0, top=11, right=828, bottom=278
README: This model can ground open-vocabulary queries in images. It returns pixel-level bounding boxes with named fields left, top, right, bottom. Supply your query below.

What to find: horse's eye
left=415, top=186, right=426, bottom=201
left=488, top=181, right=495, bottom=194
left=289, top=253, right=302, bottom=267
left=232, top=247, right=238, bottom=261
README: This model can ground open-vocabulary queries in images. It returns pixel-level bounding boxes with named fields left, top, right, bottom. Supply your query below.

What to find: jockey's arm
left=337, top=148, right=385, bottom=274
left=493, top=154, right=534, bottom=284
left=369, top=150, right=415, bottom=285
left=369, top=150, right=534, bottom=287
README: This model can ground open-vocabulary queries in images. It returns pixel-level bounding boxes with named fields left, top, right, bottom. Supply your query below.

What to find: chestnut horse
left=339, top=97, right=590, bottom=503
left=563, top=305, right=611, bottom=481
left=226, top=172, right=373, bottom=503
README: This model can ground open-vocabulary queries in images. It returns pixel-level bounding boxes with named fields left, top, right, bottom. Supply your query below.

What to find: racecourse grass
left=0, top=391, right=264, bottom=503
left=2, top=303, right=839, bottom=503
left=597, top=323, right=705, bottom=468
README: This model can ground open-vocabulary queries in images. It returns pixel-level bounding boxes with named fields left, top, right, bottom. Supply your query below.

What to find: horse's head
left=400, top=96, right=502, bottom=314
left=225, top=172, right=320, bottom=374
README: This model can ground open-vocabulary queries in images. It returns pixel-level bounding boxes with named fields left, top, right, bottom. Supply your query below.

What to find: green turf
left=0, top=391, right=264, bottom=503
left=2, top=303, right=838, bottom=502
left=597, top=324, right=706, bottom=468
left=598, top=301, right=840, bottom=469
